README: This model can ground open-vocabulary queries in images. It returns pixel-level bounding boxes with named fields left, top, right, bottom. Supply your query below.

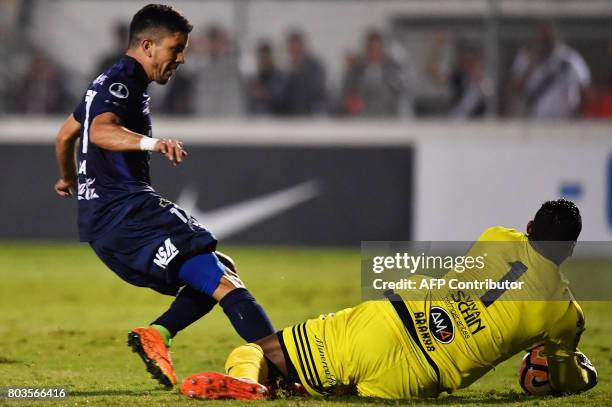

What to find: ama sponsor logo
left=429, top=306, right=455, bottom=344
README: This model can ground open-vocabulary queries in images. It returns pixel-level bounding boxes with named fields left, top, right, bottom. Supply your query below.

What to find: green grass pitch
left=0, top=242, right=610, bottom=406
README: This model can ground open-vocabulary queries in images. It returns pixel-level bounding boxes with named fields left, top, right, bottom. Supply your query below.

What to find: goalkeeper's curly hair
left=531, top=198, right=582, bottom=242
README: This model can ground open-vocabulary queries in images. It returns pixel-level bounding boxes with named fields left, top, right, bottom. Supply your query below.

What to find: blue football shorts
left=90, top=194, right=218, bottom=295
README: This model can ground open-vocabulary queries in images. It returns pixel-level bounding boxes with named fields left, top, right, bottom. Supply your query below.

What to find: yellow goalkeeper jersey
left=279, top=226, right=592, bottom=398
left=403, top=226, right=588, bottom=394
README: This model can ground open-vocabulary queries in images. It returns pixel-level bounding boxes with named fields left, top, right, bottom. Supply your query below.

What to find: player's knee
left=215, top=252, right=246, bottom=295
left=216, top=251, right=237, bottom=273
left=179, top=252, right=246, bottom=300
left=178, top=252, right=226, bottom=296
left=213, top=276, right=246, bottom=301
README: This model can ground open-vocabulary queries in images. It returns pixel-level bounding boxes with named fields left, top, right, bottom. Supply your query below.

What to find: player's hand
left=54, top=178, right=76, bottom=197
left=155, top=139, right=187, bottom=165
left=577, top=352, right=598, bottom=391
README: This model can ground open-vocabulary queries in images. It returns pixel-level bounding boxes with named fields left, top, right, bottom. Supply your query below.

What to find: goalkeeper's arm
left=545, top=299, right=597, bottom=395
left=547, top=349, right=597, bottom=395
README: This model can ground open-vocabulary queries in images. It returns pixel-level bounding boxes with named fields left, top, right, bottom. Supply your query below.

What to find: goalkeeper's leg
left=181, top=343, right=271, bottom=400
left=181, top=334, right=292, bottom=400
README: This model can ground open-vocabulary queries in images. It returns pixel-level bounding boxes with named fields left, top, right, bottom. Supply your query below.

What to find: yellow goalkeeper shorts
left=279, top=300, right=439, bottom=398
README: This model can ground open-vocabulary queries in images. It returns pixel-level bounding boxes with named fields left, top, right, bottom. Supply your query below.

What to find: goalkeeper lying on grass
left=181, top=199, right=597, bottom=400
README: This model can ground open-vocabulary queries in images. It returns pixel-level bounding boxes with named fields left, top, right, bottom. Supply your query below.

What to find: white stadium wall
left=415, top=123, right=612, bottom=242
left=0, top=119, right=610, bottom=244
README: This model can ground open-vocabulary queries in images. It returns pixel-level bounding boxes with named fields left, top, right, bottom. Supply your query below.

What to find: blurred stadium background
left=0, top=0, right=611, bottom=245
left=0, top=1, right=611, bottom=404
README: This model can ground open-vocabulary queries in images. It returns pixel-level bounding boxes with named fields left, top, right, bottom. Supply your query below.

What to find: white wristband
left=140, top=137, right=159, bottom=151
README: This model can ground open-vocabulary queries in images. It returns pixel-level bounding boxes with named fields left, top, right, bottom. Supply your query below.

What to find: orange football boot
left=127, top=327, right=177, bottom=387
left=181, top=372, right=268, bottom=400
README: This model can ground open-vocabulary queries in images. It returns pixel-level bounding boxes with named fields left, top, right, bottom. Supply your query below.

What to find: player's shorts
left=278, top=301, right=440, bottom=399
left=90, top=194, right=218, bottom=295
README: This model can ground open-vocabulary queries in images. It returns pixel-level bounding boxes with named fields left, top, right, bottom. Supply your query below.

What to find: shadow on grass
left=68, top=389, right=559, bottom=404
left=0, top=356, right=20, bottom=364
left=70, top=389, right=172, bottom=397
left=315, top=390, right=549, bottom=405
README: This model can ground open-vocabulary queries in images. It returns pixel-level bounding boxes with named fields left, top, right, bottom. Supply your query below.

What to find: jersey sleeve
left=73, top=97, right=85, bottom=124
left=544, top=299, right=597, bottom=394
left=89, top=80, right=134, bottom=123
left=476, top=226, right=522, bottom=242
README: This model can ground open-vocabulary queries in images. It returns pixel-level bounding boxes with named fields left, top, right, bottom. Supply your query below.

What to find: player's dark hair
left=128, top=4, right=193, bottom=48
left=531, top=199, right=582, bottom=241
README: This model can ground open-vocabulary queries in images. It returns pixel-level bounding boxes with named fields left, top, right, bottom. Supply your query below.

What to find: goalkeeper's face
left=527, top=220, right=577, bottom=264
left=148, top=31, right=188, bottom=84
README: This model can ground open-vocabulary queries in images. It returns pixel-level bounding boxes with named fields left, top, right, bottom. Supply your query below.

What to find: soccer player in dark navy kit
left=53, top=4, right=274, bottom=388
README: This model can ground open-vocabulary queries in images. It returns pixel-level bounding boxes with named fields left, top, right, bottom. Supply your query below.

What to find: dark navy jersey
left=73, top=56, right=156, bottom=242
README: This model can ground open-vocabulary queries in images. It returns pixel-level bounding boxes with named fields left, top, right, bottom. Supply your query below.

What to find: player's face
left=151, top=31, right=188, bottom=84
left=526, top=221, right=577, bottom=264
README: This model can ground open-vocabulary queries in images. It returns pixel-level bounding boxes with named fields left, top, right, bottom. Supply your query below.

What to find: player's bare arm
left=90, top=112, right=187, bottom=164
left=54, top=114, right=82, bottom=197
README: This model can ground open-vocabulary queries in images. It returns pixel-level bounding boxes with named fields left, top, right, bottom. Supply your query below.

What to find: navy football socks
left=219, top=288, right=275, bottom=343
left=152, top=286, right=217, bottom=337
left=152, top=286, right=274, bottom=343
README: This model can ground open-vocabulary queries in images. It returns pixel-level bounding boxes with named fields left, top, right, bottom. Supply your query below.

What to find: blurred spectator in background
left=279, top=30, right=326, bottom=115
left=193, top=25, right=244, bottom=116
left=427, top=34, right=488, bottom=118
left=583, top=38, right=612, bottom=119
left=165, top=25, right=244, bottom=116
left=511, top=23, right=590, bottom=119
left=162, top=62, right=196, bottom=115
left=13, top=47, right=72, bottom=114
left=339, top=30, right=408, bottom=117
left=92, top=22, right=128, bottom=77
left=246, top=41, right=285, bottom=115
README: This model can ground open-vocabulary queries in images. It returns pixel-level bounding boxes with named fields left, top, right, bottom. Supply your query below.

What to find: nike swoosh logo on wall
left=176, top=180, right=322, bottom=239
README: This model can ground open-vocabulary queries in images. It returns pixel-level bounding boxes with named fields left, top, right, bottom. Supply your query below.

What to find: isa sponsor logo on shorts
left=154, top=238, right=179, bottom=269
